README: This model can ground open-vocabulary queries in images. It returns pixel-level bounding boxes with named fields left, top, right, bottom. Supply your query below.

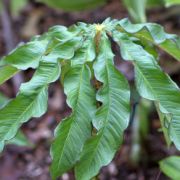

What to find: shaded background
left=0, top=0, right=180, bottom=179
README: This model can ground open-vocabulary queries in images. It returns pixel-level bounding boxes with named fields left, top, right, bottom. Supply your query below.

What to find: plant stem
left=1, top=0, right=23, bottom=94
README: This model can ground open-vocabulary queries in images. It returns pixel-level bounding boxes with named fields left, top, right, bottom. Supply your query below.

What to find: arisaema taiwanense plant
left=0, top=18, right=180, bottom=180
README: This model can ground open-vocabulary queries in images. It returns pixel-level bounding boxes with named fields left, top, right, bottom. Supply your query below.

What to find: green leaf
left=50, top=64, right=96, bottom=180
left=113, top=32, right=180, bottom=150
left=0, top=61, right=60, bottom=151
left=42, top=25, right=84, bottom=62
left=0, top=88, right=47, bottom=151
left=45, top=37, right=82, bottom=62
left=75, top=33, right=130, bottom=180
left=0, top=93, right=31, bottom=149
left=0, top=95, right=32, bottom=149
left=2, top=41, right=47, bottom=70
left=19, top=61, right=60, bottom=94
left=123, top=0, right=147, bottom=23
left=38, top=0, right=106, bottom=11
left=47, top=25, right=81, bottom=42
left=164, top=0, right=180, bottom=7
left=0, top=65, right=19, bottom=85
left=117, top=18, right=180, bottom=61
left=159, top=156, right=180, bottom=180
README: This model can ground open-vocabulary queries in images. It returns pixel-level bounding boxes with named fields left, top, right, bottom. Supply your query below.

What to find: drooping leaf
left=38, top=0, right=106, bottom=11
left=0, top=95, right=32, bottom=148
left=45, top=37, right=83, bottom=62
left=1, top=41, right=48, bottom=70
left=0, top=65, right=19, bottom=85
left=75, top=33, right=130, bottom=180
left=0, top=22, right=85, bottom=74
left=117, top=18, right=180, bottom=61
left=0, top=88, right=47, bottom=151
left=43, top=25, right=85, bottom=63
left=47, top=25, right=80, bottom=42
left=159, top=156, right=180, bottom=179
left=0, top=61, right=60, bottom=151
left=113, top=32, right=180, bottom=150
left=50, top=64, right=96, bottom=180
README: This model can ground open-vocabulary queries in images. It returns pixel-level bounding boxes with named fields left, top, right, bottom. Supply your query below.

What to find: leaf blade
left=75, top=33, right=130, bottom=180
left=117, top=18, right=180, bottom=61
left=113, top=32, right=180, bottom=150
left=50, top=64, right=96, bottom=179
left=0, top=61, right=60, bottom=150
left=0, top=65, right=19, bottom=85
left=2, top=41, right=48, bottom=70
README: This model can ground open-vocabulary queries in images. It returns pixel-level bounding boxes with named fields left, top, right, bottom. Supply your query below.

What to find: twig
left=1, top=0, right=23, bottom=94
left=1, top=0, right=15, bottom=52
left=155, top=170, right=161, bottom=180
